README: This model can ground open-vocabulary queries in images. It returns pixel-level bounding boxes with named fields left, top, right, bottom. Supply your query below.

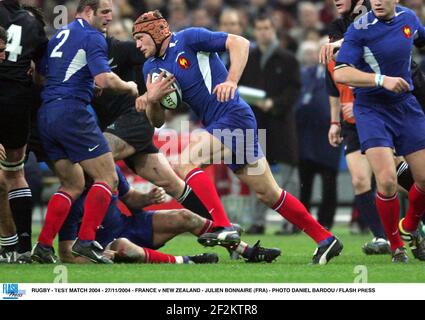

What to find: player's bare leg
left=365, top=147, right=407, bottom=263
left=104, top=133, right=214, bottom=218
left=69, top=152, right=118, bottom=263
left=0, top=146, right=33, bottom=261
left=0, top=173, right=18, bottom=263
left=105, top=238, right=219, bottom=264
left=32, top=159, right=85, bottom=264
left=104, top=132, right=136, bottom=161
left=235, top=158, right=342, bottom=264
left=106, top=132, right=240, bottom=245
left=172, top=130, right=240, bottom=246
left=152, top=208, right=280, bottom=263
left=58, top=238, right=217, bottom=264
left=103, top=133, right=184, bottom=196
left=346, top=150, right=390, bottom=255
left=398, top=149, right=425, bottom=261
left=0, top=176, right=15, bottom=237
left=131, top=153, right=185, bottom=198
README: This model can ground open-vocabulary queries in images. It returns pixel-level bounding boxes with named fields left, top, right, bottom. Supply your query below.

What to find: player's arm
left=186, top=28, right=249, bottom=102
left=32, top=21, right=48, bottom=87
left=88, top=33, right=138, bottom=96
left=95, top=72, right=138, bottom=96
left=319, top=39, right=344, bottom=64
left=328, top=96, right=343, bottom=147
left=213, top=34, right=250, bottom=102
left=412, top=9, right=425, bottom=48
left=326, top=66, right=343, bottom=147
left=334, top=25, right=410, bottom=94
left=334, top=65, right=410, bottom=94
left=120, top=187, right=166, bottom=211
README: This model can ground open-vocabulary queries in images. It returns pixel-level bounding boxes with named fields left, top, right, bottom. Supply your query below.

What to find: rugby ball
left=149, top=68, right=182, bottom=110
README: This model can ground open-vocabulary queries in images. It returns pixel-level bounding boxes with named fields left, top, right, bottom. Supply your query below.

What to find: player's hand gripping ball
left=149, top=68, right=182, bottom=110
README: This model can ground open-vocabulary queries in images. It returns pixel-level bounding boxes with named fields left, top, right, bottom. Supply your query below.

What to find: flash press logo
left=2, top=283, right=26, bottom=300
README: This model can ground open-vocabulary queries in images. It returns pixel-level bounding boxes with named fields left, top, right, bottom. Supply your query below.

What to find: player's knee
left=62, top=180, right=85, bottom=200
left=1, top=160, right=26, bottom=188
left=104, top=171, right=119, bottom=191
left=111, top=238, right=144, bottom=263
left=171, top=163, right=196, bottom=179
left=0, top=179, right=7, bottom=193
left=112, top=238, right=132, bottom=252
left=376, top=175, right=398, bottom=196
left=177, top=209, right=197, bottom=228
left=351, top=173, right=371, bottom=193
left=111, top=238, right=133, bottom=259
left=255, top=188, right=278, bottom=207
left=153, top=178, right=176, bottom=194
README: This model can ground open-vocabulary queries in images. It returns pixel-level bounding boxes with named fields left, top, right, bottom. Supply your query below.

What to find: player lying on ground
left=52, top=166, right=281, bottom=264
left=133, top=10, right=343, bottom=265
left=334, top=0, right=425, bottom=263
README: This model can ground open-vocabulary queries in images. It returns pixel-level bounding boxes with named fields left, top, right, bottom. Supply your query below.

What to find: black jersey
left=0, top=0, right=47, bottom=90
left=92, top=37, right=146, bottom=130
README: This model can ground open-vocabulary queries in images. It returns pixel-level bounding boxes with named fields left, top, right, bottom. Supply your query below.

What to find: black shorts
left=341, top=122, right=361, bottom=156
left=105, top=108, right=158, bottom=170
left=0, top=103, right=31, bottom=150
left=27, top=122, right=49, bottom=163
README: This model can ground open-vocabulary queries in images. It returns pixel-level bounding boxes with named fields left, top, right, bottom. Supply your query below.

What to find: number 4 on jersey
left=6, top=24, right=23, bottom=62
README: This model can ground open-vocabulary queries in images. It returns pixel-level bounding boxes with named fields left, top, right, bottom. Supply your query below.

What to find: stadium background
left=4, top=0, right=425, bottom=283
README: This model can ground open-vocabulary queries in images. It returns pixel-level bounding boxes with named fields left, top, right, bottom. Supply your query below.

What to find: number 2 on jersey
left=51, top=30, right=70, bottom=58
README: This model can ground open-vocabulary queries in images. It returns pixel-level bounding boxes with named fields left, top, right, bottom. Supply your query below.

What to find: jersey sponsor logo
left=88, top=145, right=100, bottom=152
left=403, top=25, right=412, bottom=38
left=169, top=40, right=179, bottom=48
left=108, top=57, right=118, bottom=70
left=178, top=56, right=190, bottom=69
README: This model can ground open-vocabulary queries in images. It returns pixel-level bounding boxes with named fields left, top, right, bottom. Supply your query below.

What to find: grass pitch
left=1, top=227, right=425, bottom=283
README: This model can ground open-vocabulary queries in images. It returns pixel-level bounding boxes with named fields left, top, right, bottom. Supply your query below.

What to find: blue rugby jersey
left=142, top=27, right=251, bottom=127
left=41, top=18, right=111, bottom=105
left=336, top=6, right=425, bottom=105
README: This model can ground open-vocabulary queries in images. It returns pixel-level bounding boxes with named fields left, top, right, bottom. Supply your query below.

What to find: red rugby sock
left=78, top=182, right=113, bottom=241
left=376, top=193, right=404, bottom=251
left=272, top=191, right=333, bottom=243
left=185, top=168, right=231, bottom=228
left=143, top=248, right=177, bottom=264
left=38, top=191, right=73, bottom=247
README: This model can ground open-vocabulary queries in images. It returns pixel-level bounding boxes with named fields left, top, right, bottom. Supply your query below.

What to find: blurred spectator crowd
left=18, top=0, right=425, bottom=57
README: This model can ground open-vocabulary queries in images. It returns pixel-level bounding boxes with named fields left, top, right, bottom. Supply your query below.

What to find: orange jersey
left=327, top=60, right=356, bottom=124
